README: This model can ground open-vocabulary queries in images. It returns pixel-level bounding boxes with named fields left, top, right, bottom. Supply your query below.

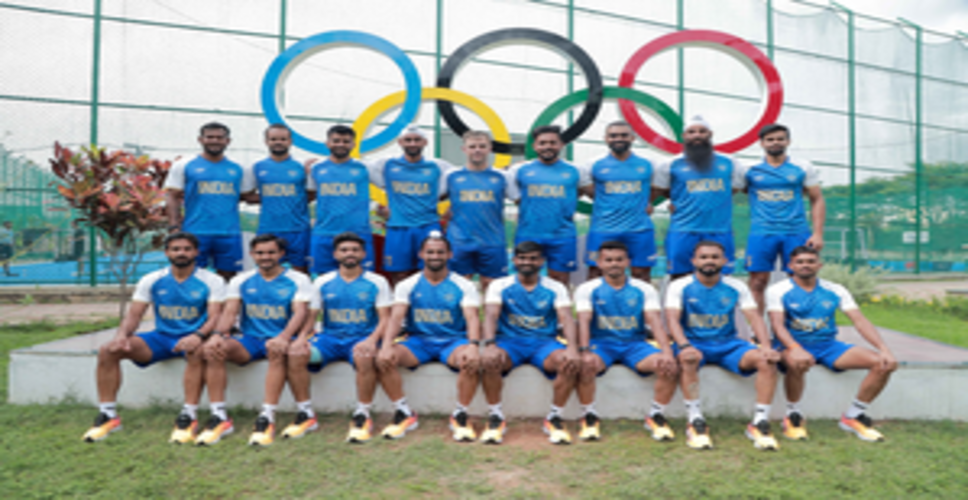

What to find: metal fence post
left=677, top=0, right=685, bottom=119
left=901, top=18, right=923, bottom=274
left=88, top=0, right=102, bottom=287
left=832, top=2, right=857, bottom=270
left=766, top=0, right=774, bottom=60
left=434, top=0, right=443, bottom=158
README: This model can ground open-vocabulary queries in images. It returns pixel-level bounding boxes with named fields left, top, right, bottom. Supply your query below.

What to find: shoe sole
left=383, top=421, right=419, bottom=440
left=781, top=428, right=809, bottom=441
left=745, top=429, right=778, bottom=450
left=248, top=438, right=273, bottom=447
left=686, top=431, right=712, bottom=450
left=542, top=425, right=571, bottom=445
left=448, top=423, right=476, bottom=442
left=838, top=421, right=884, bottom=442
left=196, top=427, right=234, bottom=446
left=85, top=424, right=123, bottom=443
left=481, top=436, right=504, bottom=445
left=282, top=423, right=319, bottom=439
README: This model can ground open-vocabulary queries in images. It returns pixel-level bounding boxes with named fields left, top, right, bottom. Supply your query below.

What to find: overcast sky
left=775, top=0, right=968, bottom=37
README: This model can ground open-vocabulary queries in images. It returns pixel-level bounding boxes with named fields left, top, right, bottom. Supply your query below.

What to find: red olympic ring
left=618, top=30, right=783, bottom=154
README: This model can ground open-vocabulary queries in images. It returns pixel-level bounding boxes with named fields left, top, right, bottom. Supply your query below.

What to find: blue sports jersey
left=132, top=267, right=226, bottom=336
left=574, top=277, right=661, bottom=342
left=369, top=157, right=452, bottom=228
left=665, top=275, right=757, bottom=342
left=484, top=275, right=571, bottom=339
left=653, top=153, right=745, bottom=233
left=253, top=156, right=310, bottom=233
left=308, top=158, right=372, bottom=236
left=746, top=157, right=819, bottom=235
left=226, top=269, right=312, bottom=339
left=585, top=153, right=654, bottom=233
left=394, top=272, right=480, bottom=340
left=163, top=155, right=253, bottom=236
left=767, top=278, right=858, bottom=344
left=445, top=167, right=507, bottom=247
left=506, top=159, right=586, bottom=239
left=310, top=271, right=392, bottom=338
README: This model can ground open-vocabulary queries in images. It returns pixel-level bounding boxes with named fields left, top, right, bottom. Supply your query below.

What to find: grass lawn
left=839, top=304, right=968, bottom=348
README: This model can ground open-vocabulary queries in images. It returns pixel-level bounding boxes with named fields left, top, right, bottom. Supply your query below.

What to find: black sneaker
left=253, top=415, right=271, bottom=433
left=691, top=417, right=708, bottom=435
left=195, top=414, right=234, bottom=445
left=487, top=413, right=505, bottom=430
left=175, top=412, right=194, bottom=430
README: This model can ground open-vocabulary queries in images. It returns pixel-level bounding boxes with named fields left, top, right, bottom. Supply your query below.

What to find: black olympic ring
left=436, top=28, right=604, bottom=156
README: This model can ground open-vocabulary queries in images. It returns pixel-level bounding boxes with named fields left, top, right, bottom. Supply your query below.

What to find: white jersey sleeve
left=452, top=274, right=481, bottom=308
left=225, top=270, right=255, bottom=300
left=503, top=163, right=524, bottom=201
left=663, top=275, right=693, bottom=310
left=543, top=276, right=573, bottom=309
left=723, top=276, right=757, bottom=310
left=163, top=156, right=191, bottom=190
left=730, top=157, right=748, bottom=190
left=392, top=273, right=421, bottom=306
left=131, top=269, right=167, bottom=303
left=309, top=272, right=339, bottom=310
left=366, top=158, right=389, bottom=189
left=288, top=270, right=314, bottom=303
left=364, top=272, right=394, bottom=308
left=196, top=269, right=227, bottom=303
left=573, top=279, right=600, bottom=313
left=765, top=279, right=795, bottom=313
left=434, top=159, right=456, bottom=197
left=652, top=158, right=672, bottom=190
left=578, top=161, right=594, bottom=188
left=240, top=163, right=256, bottom=193
left=800, top=158, right=821, bottom=188
left=629, top=278, right=662, bottom=312
left=822, top=279, right=859, bottom=311
left=484, top=276, right=514, bottom=305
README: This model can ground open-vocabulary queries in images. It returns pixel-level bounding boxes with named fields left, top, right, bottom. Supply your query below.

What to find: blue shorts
left=195, top=234, right=243, bottom=272
left=231, top=332, right=271, bottom=364
left=449, top=243, right=508, bottom=278
left=133, top=330, right=186, bottom=367
left=308, top=333, right=370, bottom=372
left=774, top=339, right=854, bottom=373
left=676, top=337, right=757, bottom=377
left=591, top=339, right=661, bottom=377
left=665, top=231, right=735, bottom=275
left=260, top=230, right=310, bottom=269
left=384, top=222, right=442, bottom=272
left=397, top=335, right=468, bottom=367
left=496, top=337, right=566, bottom=378
left=745, top=231, right=812, bottom=273
left=586, top=230, right=657, bottom=268
left=311, top=232, right=375, bottom=274
left=514, top=236, right=577, bottom=273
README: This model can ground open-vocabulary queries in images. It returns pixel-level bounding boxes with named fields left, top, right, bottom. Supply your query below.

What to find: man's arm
left=769, top=311, right=801, bottom=351
left=166, top=189, right=184, bottom=230
left=805, top=185, right=826, bottom=250
left=664, top=308, right=689, bottom=346
left=482, top=304, right=501, bottom=342
left=463, top=306, right=481, bottom=342
left=844, top=309, right=896, bottom=369
left=576, top=310, right=592, bottom=349
left=381, top=304, right=408, bottom=347
left=214, top=298, right=241, bottom=335
left=645, top=311, right=673, bottom=352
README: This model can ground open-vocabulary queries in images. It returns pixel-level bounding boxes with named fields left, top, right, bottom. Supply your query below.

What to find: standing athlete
left=480, top=241, right=580, bottom=445
left=580, top=121, right=657, bottom=282
left=83, top=232, right=225, bottom=443
left=506, top=125, right=588, bottom=285
left=368, top=125, right=454, bottom=286
left=768, top=246, right=896, bottom=442
left=746, top=124, right=826, bottom=312
left=306, top=125, right=376, bottom=274
left=665, top=241, right=781, bottom=451
left=652, top=116, right=746, bottom=280
left=248, top=124, right=311, bottom=274
left=444, top=130, right=509, bottom=293
left=165, top=122, right=254, bottom=281
left=285, top=232, right=393, bottom=443
left=197, top=234, right=312, bottom=446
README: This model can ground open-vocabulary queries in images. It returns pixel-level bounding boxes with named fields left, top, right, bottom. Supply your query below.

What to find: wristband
left=578, top=346, right=591, bottom=352
left=193, top=331, right=209, bottom=340
left=481, top=339, right=495, bottom=347
left=469, top=339, right=482, bottom=346
left=678, top=343, right=693, bottom=351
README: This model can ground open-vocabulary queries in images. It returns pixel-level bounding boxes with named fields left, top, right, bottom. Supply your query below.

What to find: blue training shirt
left=226, top=269, right=313, bottom=339
left=393, top=272, right=480, bottom=340
left=163, top=155, right=254, bottom=236
left=574, top=277, right=661, bottom=342
left=506, top=159, right=589, bottom=240
left=664, top=275, right=757, bottom=342
left=368, top=156, right=453, bottom=228
left=445, top=167, right=507, bottom=247
left=746, top=157, right=819, bottom=235
left=484, top=275, right=571, bottom=339
left=653, top=153, right=746, bottom=233
left=583, top=153, right=655, bottom=233
left=766, top=278, right=858, bottom=344
left=253, top=156, right=310, bottom=233
left=307, top=158, right=372, bottom=237
left=132, top=267, right=226, bottom=337
left=309, top=271, right=393, bottom=338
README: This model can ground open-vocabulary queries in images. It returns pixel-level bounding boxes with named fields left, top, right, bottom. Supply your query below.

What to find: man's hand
left=202, top=334, right=226, bottom=360
left=787, top=346, right=816, bottom=371
left=877, top=350, right=898, bottom=372
left=376, top=205, right=390, bottom=221
left=561, top=348, right=581, bottom=375
left=677, top=345, right=702, bottom=365
left=805, top=233, right=824, bottom=251
left=352, top=338, right=378, bottom=360
left=656, top=350, right=678, bottom=377
left=377, top=346, right=396, bottom=372
left=288, top=337, right=310, bottom=358
left=106, top=335, right=132, bottom=354
left=580, top=351, right=598, bottom=373
left=759, top=345, right=781, bottom=363
left=173, top=334, right=203, bottom=355
left=266, top=336, right=289, bottom=359
left=458, top=346, right=481, bottom=372
left=482, top=344, right=504, bottom=372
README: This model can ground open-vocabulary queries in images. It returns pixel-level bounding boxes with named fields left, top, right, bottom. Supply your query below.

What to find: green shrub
left=818, top=263, right=884, bottom=303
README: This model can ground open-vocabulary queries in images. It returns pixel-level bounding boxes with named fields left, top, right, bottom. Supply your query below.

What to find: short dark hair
left=333, top=231, right=366, bottom=251
left=514, top=241, right=544, bottom=257
left=789, top=245, right=819, bottom=259
left=531, top=124, right=563, bottom=141
left=606, top=120, right=632, bottom=131
left=597, top=240, right=629, bottom=256
left=693, top=240, right=725, bottom=256
left=758, top=123, right=789, bottom=139
left=264, top=123, right=291, bottom=139
left=199, top=121, right=230, bottom=137
left=164, top=231, right=199, bottom=250
left=250, top=233, right=287, bottom=252
left=327, top=124, right=356, bottom=139
left=420, top=232, right=451, bottom=251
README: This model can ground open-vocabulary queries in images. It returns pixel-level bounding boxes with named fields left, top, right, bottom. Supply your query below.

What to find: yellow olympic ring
left=352, top=87, right=513, bottom=211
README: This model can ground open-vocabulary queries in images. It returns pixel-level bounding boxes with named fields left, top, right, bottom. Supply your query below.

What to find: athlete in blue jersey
left=375, top=233, right=482, bottom=441
left=306, top=125, right=376, bottom=274
left=746, top=124, right=827, bottom=313
left=443, top=131, right=508, bottom=292
left=164, top=122, right=255, bottom=280
left=580, top=122, right=657, bottom=282
left=480, top=241, right=579, bottom=445
left=652, top=116, right=746, bottom=279
left=664, top=240, right=780, bottom=451
left=367, top=125, right=454, bottom=285
left=198, top=234, right=312, bottom=446
left=506, top=125, right=589, bottom=285
left=83, top=233, right=225, bottom=443
left=248, top=124, right=311, bottom=273
left=573, top=241, right=677, bottom=442
left=767, top=246, right=896, bottom=442
left=285, top=232, right=393, bottom=444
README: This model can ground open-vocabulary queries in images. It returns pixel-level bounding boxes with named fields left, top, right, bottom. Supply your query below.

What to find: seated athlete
left=83, top=232, right=224, bottom=443
left=574, top=240, right=678, bottom=442
left=665, top=241, right=781, bottom=451
left=284, top=232, right=393, bottom=443
left=480, top=241, right=580, bottom=445
left=196, top=234, right=312, bottom=446
left=767, top=246, right=897, bottom=442
left=375, top=231, right=482, bottom=440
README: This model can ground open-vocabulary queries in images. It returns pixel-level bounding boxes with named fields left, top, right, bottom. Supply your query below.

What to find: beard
left=697, top=264, right=721, bottom=277
left=425, top=259, right=447, bottom=272
left=203, top=144, right=226, bottom=157
left=608, top=141, right=631, bottom=156
left=269, top=145, right=289, bottom=156
left=170, top=256, right=193, bottom=268
left=517, top=264, right=539, bottom=277
left=403, top=146, right=423, bottom=158
left=684, top=139, right=713, bottom=169
left=330, top=147, right=351, bottom=160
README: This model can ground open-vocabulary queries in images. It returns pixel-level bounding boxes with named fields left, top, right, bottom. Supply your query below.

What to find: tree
left=49, top=143, right=170, bottom=320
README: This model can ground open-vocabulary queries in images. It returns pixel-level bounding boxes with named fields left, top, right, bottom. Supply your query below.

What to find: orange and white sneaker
left=644, top=413, right=675, bottom=441
left=685, top=418, right=713, bottom=450
left=82, top=413, right=122, bottom=442
left=839, top=413, right=885, bottom=442
left=449, top=411, right=477, bottom=442
left=346, top=412, right=373, bottom=444
left=195, top=415, right=234, bottom=446
left=479, top=414, right=506, bottom=444
left=745, top=420, right=780, bottom=451
left=543, top=415, right=572, bottom=445
left=169, top=412, right=198, bottom=444
left=578, top=413, right=601, bottom=441
left=782, top=412, right=808, bottom=441
left=381, top=410, right=418, bottom=440
left=282, top=411, right=318, bottom=439
left=248, top=416, right=275, bottom=447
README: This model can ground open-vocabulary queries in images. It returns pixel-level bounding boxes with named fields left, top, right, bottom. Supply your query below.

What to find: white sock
left=753, top=404, right=771, bottom=424
left=210, top=402, right=228, bottom=421
left=453, top=403, right=468, bottom=418
left=581, top=402, right=597, bottom=417
left=649, top=401, right=666, bottom=417
left=488, top=403, right=505, bottom=420
left=786, top=401, right=802, bottom=416
left=845, top=398, right=870, bottom=419
left=684, top=399, right=703, bottom=423
left=99, top=402, right=117, bottom=419
left=180, top=404, right=197, bottom=420
left=353, top=401, right=371, bottom=418
left=297, top=400, right=315, bottom=419
left=260, top=404, right=276, bottom=423
left=393, top=398, right=412, bottom=417
left=547, top=405, right=563, bottom=421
